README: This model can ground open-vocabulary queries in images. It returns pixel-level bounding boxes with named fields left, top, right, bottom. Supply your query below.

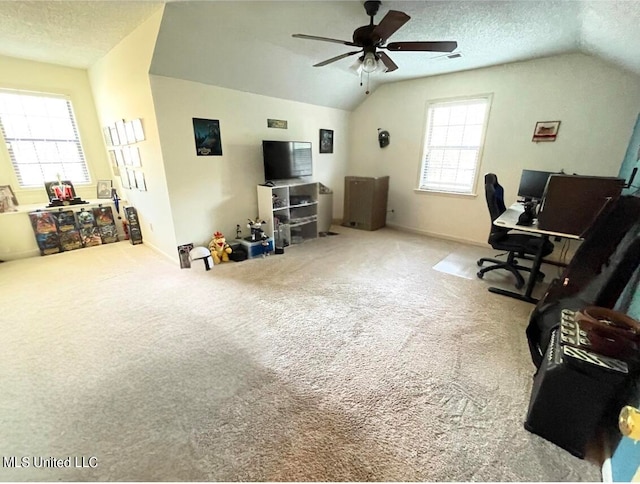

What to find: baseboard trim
left=386, top=222, right=489, bottom=249
left=1, top=248, right=41, bottom=261
left=141, top=240, right=178, bottom=265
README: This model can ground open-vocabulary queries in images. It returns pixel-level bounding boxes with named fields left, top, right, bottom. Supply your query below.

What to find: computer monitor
left=517, top=169, right=555, bottom=201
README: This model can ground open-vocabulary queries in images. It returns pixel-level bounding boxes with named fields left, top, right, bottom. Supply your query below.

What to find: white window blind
left=418, top=96, right=490, bottom=194
left=0, top=90, right=90, bottom=188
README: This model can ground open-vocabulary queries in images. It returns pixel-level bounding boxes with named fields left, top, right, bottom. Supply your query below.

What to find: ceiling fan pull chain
left=366, top=71, right=371, bottom=95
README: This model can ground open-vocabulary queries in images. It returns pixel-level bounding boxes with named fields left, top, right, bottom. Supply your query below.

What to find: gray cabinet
left=342, top=176, right=389, bottom=231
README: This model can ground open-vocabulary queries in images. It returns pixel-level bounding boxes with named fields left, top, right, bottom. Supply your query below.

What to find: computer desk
left=488, top=203, right=582, bottom=304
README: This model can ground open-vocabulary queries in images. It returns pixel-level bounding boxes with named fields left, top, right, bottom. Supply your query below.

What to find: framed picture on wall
left=108, top=126, right=118, bottom=146
left=116, top=120, right=128, bottom=146
left=319, top=129, right=334, bottom=154
left=132, top=118, right=145, bottom=142
left=0, top=184, right=18, bottom=213
left=532, top=121, right=561, bottom=142
left=134, top=171, right=147, bottom=191
left=97, top=180, right=113, bottom=199
left=192, top=118, right=223, bottom=156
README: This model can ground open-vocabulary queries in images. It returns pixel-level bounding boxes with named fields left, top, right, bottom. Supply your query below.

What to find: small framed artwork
left=319, top=129, right=334, bottom=154
left=134, top=171, right=147, bottom=191
left=0, top=184, right=19, bottom=213
left=126, top=169, right=136, bottom=189
left=132, top=118, right=145, bottom=142
left=122, top=146, right=132, bottom=166
left=102, top=127, right=113, bottom=147
left=97, top=180, right=113, bottom=199
left=267, top=118, right=288, bottom=129
left=532, top=121, right=561, bottom=142
left=116, top=120, right=128, bottom=146
left=109, top=125, right=120, bottom=146
left=124, top=121, right=137, bottom=144
left=108, top=152, right=120, bottom=177
left=193, top=118, right=223, bottom=156
left=129, top=146, right=142, bottom=167
left=121, top=169, right=131, bottom=189
left=113, top=148, right=125, bottom=167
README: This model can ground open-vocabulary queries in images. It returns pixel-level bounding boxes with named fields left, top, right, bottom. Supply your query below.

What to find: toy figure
left=260, top=231, right=270, bottom=257
left=208, top=231, right=232, bottom=264
left=247, top=218, right=266, bottom=242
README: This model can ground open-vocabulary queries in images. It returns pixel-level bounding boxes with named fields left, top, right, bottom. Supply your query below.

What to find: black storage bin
left=525, top=329, right=629, bottom=458
left=229, top=244, right=247, bottom=262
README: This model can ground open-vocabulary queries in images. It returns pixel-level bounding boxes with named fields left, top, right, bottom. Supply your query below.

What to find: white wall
left=88, top=6, right=178, bottom=260
left=348, top=53, right=640, bottom=246
left=149, top=75, right=350, bottom=248
left=0, top=55, right=113, bottom=260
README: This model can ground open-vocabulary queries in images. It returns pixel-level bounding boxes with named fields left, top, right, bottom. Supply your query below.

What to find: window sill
left=414, top=188, right=477, bottom=198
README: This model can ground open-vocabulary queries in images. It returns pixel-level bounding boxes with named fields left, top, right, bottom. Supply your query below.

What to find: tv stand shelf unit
left=257, top=182, right=319, bottom=246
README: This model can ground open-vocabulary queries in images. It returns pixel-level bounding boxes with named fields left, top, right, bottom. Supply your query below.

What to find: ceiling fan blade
left=314, top=50, right=362, bottom=67
left=292, top=34, right=358, bottom=47
left=386, top=41, right=458, bottom=53
left=372, top=10, right=410, bottom=42
left=377, top=52, right=398, bottom=72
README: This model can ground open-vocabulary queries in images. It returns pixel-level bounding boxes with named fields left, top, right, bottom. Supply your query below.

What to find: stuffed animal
left=208, top=231, right=232, bottom=264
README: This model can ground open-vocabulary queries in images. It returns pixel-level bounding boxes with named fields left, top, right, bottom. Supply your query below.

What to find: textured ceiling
left=0, top=0, right=162, bottom=68
left=1, top=1, right=640, bottom=111
left=150, top=0, right=640, bottom=110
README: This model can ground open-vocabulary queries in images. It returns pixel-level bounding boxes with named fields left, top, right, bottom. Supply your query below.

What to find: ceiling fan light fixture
left=350, top=56, right=388, bottom=76
left=362, top=52, right=378, bottom=73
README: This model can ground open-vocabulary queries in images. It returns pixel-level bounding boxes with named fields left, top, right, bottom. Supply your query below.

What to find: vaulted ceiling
left=1, top=1, right=640, bottom=111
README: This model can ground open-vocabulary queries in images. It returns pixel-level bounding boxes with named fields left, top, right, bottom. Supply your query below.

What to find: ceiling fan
left=292, top=0, right=457, bottom=75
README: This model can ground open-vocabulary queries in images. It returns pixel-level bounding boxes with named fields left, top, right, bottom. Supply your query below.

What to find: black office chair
left=477, top=173, right=554, bottom=289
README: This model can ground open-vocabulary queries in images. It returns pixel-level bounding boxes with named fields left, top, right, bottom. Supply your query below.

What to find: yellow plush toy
left=209, top=231, right=232, bottom=264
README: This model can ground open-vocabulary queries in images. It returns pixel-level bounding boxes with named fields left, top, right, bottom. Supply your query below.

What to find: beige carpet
left=0, top=227, right=601, bottom=481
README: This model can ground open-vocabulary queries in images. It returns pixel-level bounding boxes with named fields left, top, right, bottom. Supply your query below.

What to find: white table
left=488, top=203, right=582, bottom=304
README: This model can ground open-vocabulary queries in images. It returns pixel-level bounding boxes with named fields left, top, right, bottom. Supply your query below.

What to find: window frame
left=0, top=89, right=91, bottom=189
left=416, top=93, right=493, bottom=196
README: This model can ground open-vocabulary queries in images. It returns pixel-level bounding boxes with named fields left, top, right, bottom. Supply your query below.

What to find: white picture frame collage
left=103, top=118, right=147, bottom=191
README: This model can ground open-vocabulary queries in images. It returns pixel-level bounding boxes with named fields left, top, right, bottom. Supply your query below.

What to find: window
left=0, top=90, right=90, bottom=188
left=418, top=96, right=491, bottom=194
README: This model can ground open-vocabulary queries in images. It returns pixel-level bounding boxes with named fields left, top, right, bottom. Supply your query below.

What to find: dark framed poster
left=192, top=118, right=223, bottom=156
left=320, top=129, right=334, bottom=154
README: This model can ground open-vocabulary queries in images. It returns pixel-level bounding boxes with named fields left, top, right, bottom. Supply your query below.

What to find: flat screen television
left=517, top=169, right=555, bottom=201
left=262, top=140, right=312, bottom=181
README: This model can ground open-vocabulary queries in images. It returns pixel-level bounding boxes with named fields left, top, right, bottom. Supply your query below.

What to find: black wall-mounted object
left=378, top=129, right=390, bottom=148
